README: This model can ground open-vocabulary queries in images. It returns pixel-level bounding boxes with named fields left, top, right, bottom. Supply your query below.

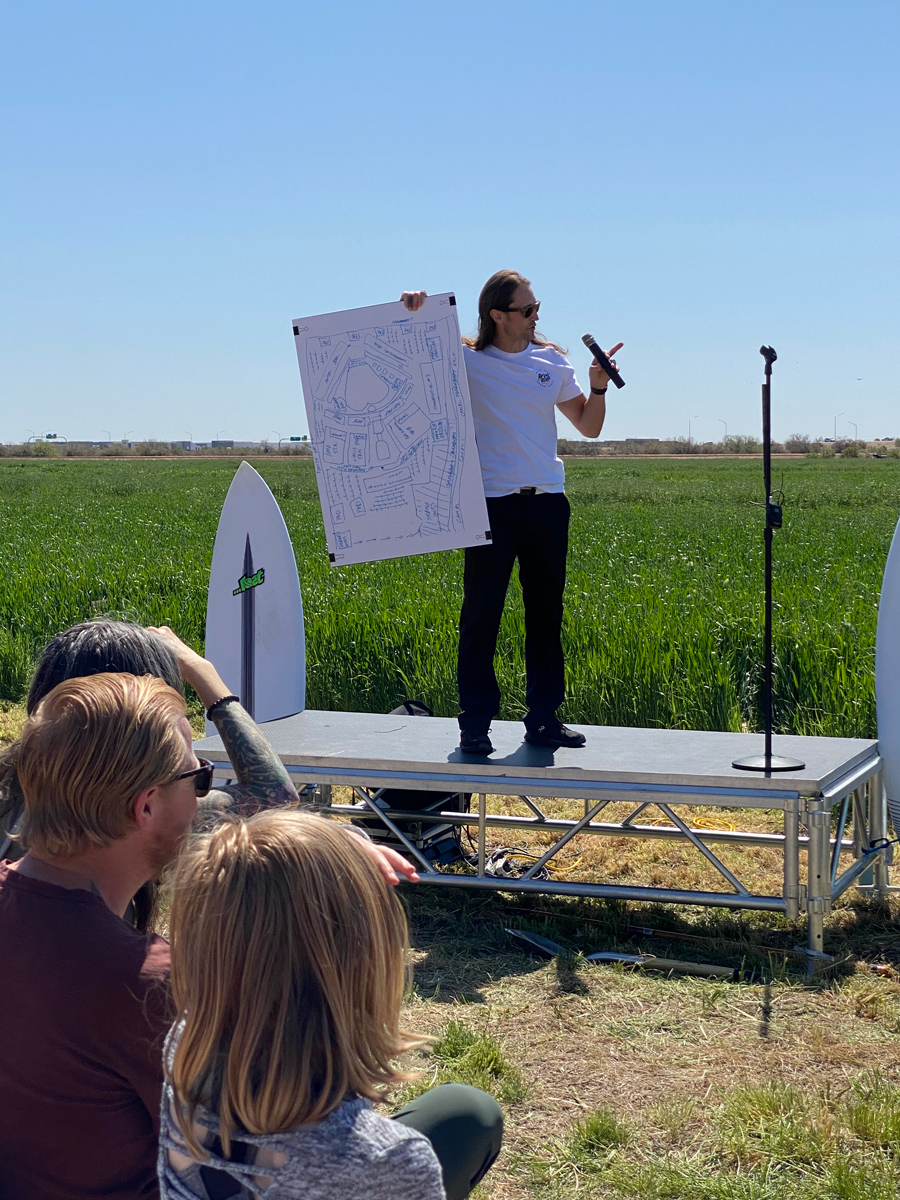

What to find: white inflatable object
left=876, top=510, right=900, bottom=832
left=204, top=461, right=306, bottom=733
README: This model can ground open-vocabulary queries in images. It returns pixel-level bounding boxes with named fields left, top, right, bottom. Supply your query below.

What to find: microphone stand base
left=732, top=754, right=806, bottom=773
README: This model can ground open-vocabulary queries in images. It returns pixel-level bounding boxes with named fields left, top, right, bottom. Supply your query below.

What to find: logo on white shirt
left=535, top=370, right=552, bottom=388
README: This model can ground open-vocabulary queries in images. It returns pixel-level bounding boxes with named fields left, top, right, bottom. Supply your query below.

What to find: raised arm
left=147, top=627, right=298, bottom=824
left=556, top=342, right=623, bottom=439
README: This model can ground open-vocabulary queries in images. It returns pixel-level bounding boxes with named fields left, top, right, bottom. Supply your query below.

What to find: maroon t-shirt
left=0, top=861, right=172, bottom=1199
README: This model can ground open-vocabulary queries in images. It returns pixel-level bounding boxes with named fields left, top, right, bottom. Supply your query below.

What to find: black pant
left=458, top=491, right=570, bottom=729
left=393, top=1083, right=504, bottom=1200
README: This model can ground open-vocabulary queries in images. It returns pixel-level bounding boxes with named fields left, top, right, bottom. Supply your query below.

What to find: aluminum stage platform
left=195, top=711, right=891, bottom=966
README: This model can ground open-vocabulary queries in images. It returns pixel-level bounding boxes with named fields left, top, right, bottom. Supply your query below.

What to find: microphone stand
left=732, top=346, right=805, bottom=773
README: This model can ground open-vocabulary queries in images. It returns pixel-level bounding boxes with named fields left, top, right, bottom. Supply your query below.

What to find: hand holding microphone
left=582, top=334, right=625, bottom=389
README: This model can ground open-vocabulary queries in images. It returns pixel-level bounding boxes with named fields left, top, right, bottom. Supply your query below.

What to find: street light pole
left=849, top=421, right=858, bottom=441
left=834, top=412, right=843, bottom=441
left=719, top=419, right=728, bottom=441
left=689, top=415, right=699, bottom=444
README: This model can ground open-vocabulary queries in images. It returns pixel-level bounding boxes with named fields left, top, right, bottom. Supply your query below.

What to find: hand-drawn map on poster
left=292, top=293, right=490, bottom=566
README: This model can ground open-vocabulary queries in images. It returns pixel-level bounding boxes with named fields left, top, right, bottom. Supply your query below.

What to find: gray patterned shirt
left=158, top=1082, right=446, bottom=1200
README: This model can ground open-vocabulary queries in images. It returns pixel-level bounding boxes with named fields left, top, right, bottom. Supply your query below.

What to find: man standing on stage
left=402, top=270, right=621, bottom=754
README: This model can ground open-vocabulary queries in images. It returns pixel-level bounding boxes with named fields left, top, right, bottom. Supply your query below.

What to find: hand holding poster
left=292, top=294, right=490, bottom=566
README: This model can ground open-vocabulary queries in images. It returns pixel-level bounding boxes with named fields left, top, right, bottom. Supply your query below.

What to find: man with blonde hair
left=0, top=672, right=206, bottom=1199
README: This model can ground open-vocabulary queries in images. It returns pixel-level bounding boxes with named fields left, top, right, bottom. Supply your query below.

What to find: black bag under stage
left=351, top=701, right=471, bottom=866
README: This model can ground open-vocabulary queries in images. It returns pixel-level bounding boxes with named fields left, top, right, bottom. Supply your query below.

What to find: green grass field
left=1, top=456, right=898, bottom=736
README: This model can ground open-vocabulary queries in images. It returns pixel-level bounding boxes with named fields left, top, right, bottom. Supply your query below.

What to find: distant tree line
left=2, top=435, right=898, bottom=460
left=557, top=434, right=900, bottom=458
left=0, top=440, right=315, bottom=458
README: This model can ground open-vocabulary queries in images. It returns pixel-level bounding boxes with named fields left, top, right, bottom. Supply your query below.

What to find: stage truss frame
left=197, top=712, right=893, bottom=970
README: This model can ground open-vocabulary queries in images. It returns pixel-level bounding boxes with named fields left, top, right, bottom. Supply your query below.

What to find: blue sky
left=2, top=0, right=897, bottom=444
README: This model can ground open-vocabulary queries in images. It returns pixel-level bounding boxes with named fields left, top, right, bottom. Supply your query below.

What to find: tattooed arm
left=147, top=627, right=417, bottom=882
left=147, top=627, right=298, bottom=826
left=197, top=698, right=298, bottom=823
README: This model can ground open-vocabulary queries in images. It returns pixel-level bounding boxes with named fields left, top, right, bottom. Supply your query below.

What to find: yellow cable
left=504, top=851, right=584, bottom=875
left=692, top=815, right=735, bottom=831
left=642, top=815, right=736, bottom=832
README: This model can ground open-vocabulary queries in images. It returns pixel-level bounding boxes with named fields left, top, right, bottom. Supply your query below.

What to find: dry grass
left=362, top=784, right=900, bottom=1196
left=397, top=883, right=900, bottom=1199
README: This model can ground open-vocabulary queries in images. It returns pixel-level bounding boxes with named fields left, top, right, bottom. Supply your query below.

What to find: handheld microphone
left=582, top=334, right=625, bottom=389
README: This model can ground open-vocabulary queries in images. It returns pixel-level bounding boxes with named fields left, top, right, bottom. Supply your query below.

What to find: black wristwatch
left=591, top=386, right=608, bottom=396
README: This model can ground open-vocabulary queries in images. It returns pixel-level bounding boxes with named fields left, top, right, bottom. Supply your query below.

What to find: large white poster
left=292, top=293, right=490, bottom=566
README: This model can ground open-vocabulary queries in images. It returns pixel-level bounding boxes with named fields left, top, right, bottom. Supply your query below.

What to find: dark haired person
left=402, top=273, right=621, bottom=753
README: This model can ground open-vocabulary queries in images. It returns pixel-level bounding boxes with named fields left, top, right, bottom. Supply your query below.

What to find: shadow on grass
left=402, top=885, right=545, bottom=1003
left=402, top=883, right=900, bottom=1000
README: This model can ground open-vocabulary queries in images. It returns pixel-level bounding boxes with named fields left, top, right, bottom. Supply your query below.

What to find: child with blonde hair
left=160, top=810, right=497, bottom=1199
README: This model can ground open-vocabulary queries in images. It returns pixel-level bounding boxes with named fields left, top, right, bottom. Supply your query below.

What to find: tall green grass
left=0, top=457, right=897, bottom=736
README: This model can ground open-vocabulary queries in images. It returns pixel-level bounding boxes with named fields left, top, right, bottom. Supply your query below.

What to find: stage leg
left=783, top=795, right=801, bottom=920
left=477, top=793, right=487, bottom=876
left=805, top=799, right=831, bottom=970
left=870, top=771, right=889, bottom=895
left=316, top=783, right=333, bottom=817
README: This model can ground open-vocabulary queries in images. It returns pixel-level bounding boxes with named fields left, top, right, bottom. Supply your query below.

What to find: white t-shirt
left=462, top=342, right=583, bottom=497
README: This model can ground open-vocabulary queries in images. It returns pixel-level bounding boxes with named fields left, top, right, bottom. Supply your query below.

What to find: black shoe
left=524, top=721, right=586, bottom=749
left=460, top=729, right=494, bottom=755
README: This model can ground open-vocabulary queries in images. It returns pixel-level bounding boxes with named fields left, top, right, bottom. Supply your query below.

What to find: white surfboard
left=205, top=461, right=306, bottom=733
left=876, top=510, right=900, bottom=832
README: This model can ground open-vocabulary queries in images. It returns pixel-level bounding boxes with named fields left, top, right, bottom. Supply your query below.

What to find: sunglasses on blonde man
left=170, top=759, right=214, bottom=798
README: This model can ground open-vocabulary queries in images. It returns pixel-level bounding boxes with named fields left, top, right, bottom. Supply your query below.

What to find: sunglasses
left=503, top=302, right=540, bottom=319
left=169, top=758, right=214, bottom=798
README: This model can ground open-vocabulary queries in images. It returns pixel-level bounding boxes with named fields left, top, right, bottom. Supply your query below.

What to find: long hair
left=13, top=673, right=187, bottom=857
left=27, top=619, right=182, bottom=714
left=463, top=268, right=565, bottom=353
left=167, top=810, right=429, bottom=1160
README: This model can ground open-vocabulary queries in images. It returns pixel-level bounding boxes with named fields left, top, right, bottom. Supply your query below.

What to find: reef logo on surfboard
left=233, top=567, right=265, bottom=596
